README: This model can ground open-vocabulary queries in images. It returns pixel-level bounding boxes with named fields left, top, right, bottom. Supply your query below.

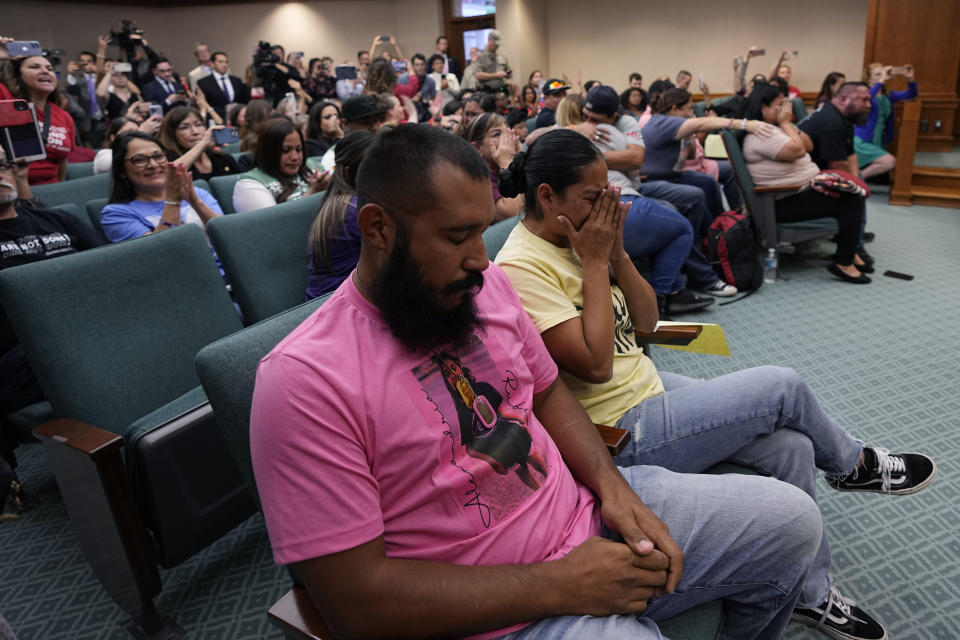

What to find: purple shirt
left=305, top=196, right=361, bottom=300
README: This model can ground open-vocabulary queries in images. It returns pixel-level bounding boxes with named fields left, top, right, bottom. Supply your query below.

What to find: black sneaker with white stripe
left=792, top=586, right=887, bottom=640
left=825, top=447, right=936, bottom=495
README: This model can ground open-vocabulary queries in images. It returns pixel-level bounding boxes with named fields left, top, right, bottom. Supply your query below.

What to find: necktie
left=443, top=55, right=449, bottom=75
left=86, top=74, right=98, bottom=116
left=164, top=80, right=173, bottom=95
left=220, top=76, right=232, bottom=102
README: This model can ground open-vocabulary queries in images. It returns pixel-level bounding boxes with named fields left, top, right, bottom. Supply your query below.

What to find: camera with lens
left=43, top=48, right=66, bottom=68
left=252, top=41, right=288, bottom=104
left=109, top=20, right=145, bottom=49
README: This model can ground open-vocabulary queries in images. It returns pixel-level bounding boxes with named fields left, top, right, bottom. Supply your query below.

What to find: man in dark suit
left=435, top=36, right=461, bottom=81
left=140, top=58, right=189, bottom=113
left=196, top=51, right=251, bottom=120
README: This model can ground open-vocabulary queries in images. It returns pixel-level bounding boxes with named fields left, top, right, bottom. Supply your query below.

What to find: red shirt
left=29, top=101, right=75, bottom=184
left=0, top=82, right=13, bottom=100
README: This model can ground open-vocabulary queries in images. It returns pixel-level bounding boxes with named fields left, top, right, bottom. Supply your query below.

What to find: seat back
left=207, top=192, right=325, bottom=324
left=220, top=141, right=241, bottom=155
left=196, top=295, right=328, bottom=498
left=0, top=224, right=243, bottom=436
left=482, top=215, right=522, bottom=260
left=85, top=198, right=108, bottom=233
left=720, top=130, right=762, bottom=216
left=65, top=161, right=95, bottom=180
left=526, top=116, right=537, bottom=132
left=50, top=202, right=96, bottom=231
left=31, top=172, right=111, bottom=208
left=209, top=173, right=246, bottom=214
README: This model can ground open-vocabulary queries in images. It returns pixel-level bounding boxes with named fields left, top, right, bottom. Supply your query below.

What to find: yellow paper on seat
left=704, top=134, right=728, bottom=159
left=653, top=321, right=730, bottom=356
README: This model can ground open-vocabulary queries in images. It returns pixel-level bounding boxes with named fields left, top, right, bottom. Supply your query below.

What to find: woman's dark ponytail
left=498, top=151, right=527, bottom=199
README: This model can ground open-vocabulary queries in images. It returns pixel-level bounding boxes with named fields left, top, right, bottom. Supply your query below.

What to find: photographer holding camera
left=252, top=41, right=301, bottom=106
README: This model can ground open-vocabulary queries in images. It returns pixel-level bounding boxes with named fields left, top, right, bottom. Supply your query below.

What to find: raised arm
left=675, top=115, right=776, bottom=140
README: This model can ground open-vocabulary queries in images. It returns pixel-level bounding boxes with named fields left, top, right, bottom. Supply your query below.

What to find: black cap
left=583, top=85, right=620, bottom=117
left=542, top=78, right=571, bottom=96
left=342, top=95, right=385, bottom=122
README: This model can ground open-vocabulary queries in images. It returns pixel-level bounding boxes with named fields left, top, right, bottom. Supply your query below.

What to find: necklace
left=352, top=268, right=372, bottom=301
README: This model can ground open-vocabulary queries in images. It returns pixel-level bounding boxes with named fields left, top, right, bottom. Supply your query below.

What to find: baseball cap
left=489, top=30, right=502, bottom=44
left=583, top=85, right=620, bottom=116
left=341, top=95, right=385, bottom=122
left=542, top=78, right=571, bottom=96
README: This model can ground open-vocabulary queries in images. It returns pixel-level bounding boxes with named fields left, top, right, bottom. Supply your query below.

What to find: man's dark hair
left=427, top=53, right=444, bottom=69
left=498, top=129, right=602, bottom=219
left=152, top=57, right=171, bottom=70
left=436, top=35, right=448, bottom=44
left=836, top=81, right=868, bottom=97
left=442, top=100, right=464, bottom=116
left=629, top=72, right=642, bottom=82
left=109, top=132, right=168, bottom=204
left=412, top=53, right=426, bottom=64
left=677, top=70, right=691, bottom=81
left=211, top=51, right=228, bottom=63
left=583, top=80, right=601, bottom=93
left=479, top=94, right=498, bottom=113
left=78, top=51, right=96, bottom=60
left=505, top=107, right=526, bottom=128
left=463, top=94, right=483, bottom=108
left=357, top=50, right=368, bottom=59
left=357, top=124, right=488, bottom=220
left=769, top=76, right=789, bottom=96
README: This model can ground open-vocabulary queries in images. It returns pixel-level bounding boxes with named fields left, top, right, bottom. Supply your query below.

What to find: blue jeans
left=661, top=171, right=726, bottom=220
left=613, top=366, right=863, bottom=607
left=619, top=195, right=692, bottom=296
left=500, top=466, right=822, bottom=640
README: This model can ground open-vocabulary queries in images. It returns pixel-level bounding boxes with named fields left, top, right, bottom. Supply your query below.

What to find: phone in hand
left=335, top=65, right=358, bottom=80
left=378, top=35, right=392, bottom=43
left=112, top=62, right=132, bottom=73
left=148, top=104, right=164, bottom=118
left=212, top=127, right=239, bottom=146
left=0, top=101, right=47, bottom=163
left=890, top=66, right=910, bottom=76
left=4, top=41, right=43, bottom=58
left=391, top=59, right=408, bottom=73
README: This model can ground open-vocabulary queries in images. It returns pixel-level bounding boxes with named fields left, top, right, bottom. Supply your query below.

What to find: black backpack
left=705, top=211, right=763, bottom=292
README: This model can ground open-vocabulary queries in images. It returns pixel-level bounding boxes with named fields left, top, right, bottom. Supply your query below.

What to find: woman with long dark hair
left=3, top=56, right=74, bottom=184
left=99, top=132, right=221, bottom=243
left=158, top=106, right=239, bottom=181
left=619, top=87, right=647, bottom=120
left=305, top=101, right=344, bottom=157
left=814, top=72, right=846, bottom=109
left=305, top=131, right=377, bottom=299
left=743, top=82, right=870, bottom=283
left=232, top=117, right=327, bottom=213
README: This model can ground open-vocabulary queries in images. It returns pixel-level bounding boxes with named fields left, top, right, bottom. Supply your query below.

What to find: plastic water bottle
left=763, top=248, right=778, bottom=284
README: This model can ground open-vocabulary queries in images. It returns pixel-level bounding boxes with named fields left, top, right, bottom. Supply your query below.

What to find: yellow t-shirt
left=495, top=221, right=664, bottom=427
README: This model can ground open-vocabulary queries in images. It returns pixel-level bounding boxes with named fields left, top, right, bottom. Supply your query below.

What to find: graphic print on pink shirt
left=410, top=333, right=549, bottom=532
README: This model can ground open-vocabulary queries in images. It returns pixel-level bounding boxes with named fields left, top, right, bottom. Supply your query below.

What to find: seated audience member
left=305, top=131, right=377, bottom=300
left=159, top=106, right=240, bottom=181
left=798, top=82, right=870, bottom=176
left=438, top=100, right=463, bottom=134
left=461, top=93, right=485, bottom=128
left=378, top=94, right=412, bottom=131
left=141, top=58, right=188, bottom=114
left=96, top=61, right=142, bottom=120
left=239, top=98, right=273, bottom=152
left=641, top=88, right=755, bottom=217
left=251, top=124, right=829, bottom=640
left=496, top=130, right=934, bottom=640
left=854, top=63, right=917, bottom=180
left=197, top=52, right=251, bottom=121
left=0, top=149, right=105, bottom=416
left=94, top=116, right=157, bottom=175
left=505, top=107, right=528, bottom=143
left=186, top=42, right=213, bottom=90
left=675, top=70, right=692, bottom=91
left=519, top=84, right=539, bottom=118
left=319, top=95, right=386, bottom=171
left=743, top=83, right=871, bottom=284
left=620, top=87, right=647, bottom=120
left=815, top=72, right=846, bottom=109
left=461, top=113, right=523, bottom=222
left=422, top=54, right=460, bottom=107
left=305, top=101, right=343, bottom=157
left=769, top=52, right=802, bottom=99
left=534, top=79, right=570, bottom=128
left=233, top=117, right=326, bottom=213
left=5, top=55, right=75, bottom=184
left=629, top=72, right=643, bottom=88
left=100, top=132, right=222, bottom=242
left=559, top=94, right=729, bottom=308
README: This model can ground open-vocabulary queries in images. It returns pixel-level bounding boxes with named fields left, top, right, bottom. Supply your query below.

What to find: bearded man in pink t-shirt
left=250, top=125, right=822, bottom=640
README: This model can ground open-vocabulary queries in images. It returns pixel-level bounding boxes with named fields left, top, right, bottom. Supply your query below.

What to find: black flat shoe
left=857, top=261, right=875, bottom=274
left=828, top=263, right=871, bottom=284
left=863, top=231, right=875, bottom=243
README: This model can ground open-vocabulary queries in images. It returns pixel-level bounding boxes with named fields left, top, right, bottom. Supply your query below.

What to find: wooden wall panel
left=864, top=0, right=960, bottom=151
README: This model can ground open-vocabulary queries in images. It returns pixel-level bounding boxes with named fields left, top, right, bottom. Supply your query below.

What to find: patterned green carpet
left=1, top=194, right=958, bottom=639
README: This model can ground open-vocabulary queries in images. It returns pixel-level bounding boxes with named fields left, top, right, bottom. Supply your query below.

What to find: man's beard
left=847, top=107, right=869, bottom=126
left=369, top=226, right=485, bottom=354
left=0, top=184, right=17, bottom=205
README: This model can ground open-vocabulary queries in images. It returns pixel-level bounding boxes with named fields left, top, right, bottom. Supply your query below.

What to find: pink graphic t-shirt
left=251, top=264, right=600, bottom=639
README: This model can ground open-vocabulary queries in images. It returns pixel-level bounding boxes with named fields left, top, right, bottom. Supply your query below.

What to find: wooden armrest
left=34, top=418, right=124, bottom=458
left=635, top=325, right=702, bottom=347
left=595, top=424, right=630, bottom=456
left=268, top=587, right=333, bottom=640
left=754, top=183, right=806, bottom=194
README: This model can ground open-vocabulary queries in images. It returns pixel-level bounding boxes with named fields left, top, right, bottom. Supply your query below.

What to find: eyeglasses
left=125, top=152, right=168, bottom=169
left=0, top=161, right=15, bottom=171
